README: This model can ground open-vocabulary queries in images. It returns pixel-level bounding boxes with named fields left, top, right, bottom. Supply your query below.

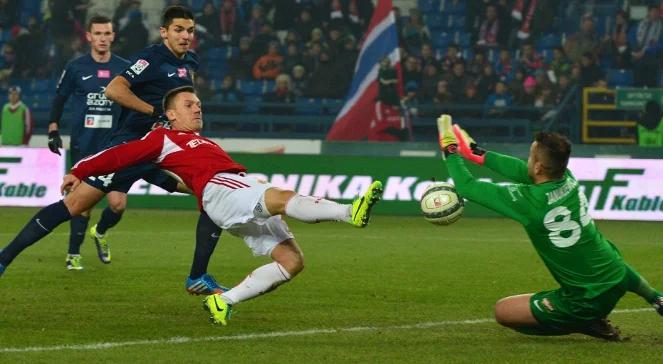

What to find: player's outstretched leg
left=350, top=181, right=383, bottom=227
left=203, top=294, right=232, bottom=325
left=89, top=224, right=111, bottom=264
left=275, top=181, right=383, bottom=227
left=624, top=264, right=663, bottom=316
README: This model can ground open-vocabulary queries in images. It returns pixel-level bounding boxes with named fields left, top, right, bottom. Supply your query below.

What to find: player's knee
left=278, top=250, right=304, bottom=277
left=107, top=198, right=127, bottom=213
left=494, top=299, right=512, bottom=327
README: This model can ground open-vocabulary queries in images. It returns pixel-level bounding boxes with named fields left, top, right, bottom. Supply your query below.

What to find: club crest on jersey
left=178, top=67, right=187, bottom=78
left=85, top=116, right=95, bottom=126
left=130, top=59, right=149, bottom=75
left=187, top=139, right=213, bottom=148
left=98, top=70, right=110, bottom=78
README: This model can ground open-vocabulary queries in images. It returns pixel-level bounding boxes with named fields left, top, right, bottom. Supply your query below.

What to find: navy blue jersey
left=115, top=43, right=199, bottom=140
left=54, top=54, right=129, bottom=159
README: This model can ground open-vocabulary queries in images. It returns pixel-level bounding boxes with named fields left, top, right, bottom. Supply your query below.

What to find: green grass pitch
left=1, top=208, right=662, bottom=363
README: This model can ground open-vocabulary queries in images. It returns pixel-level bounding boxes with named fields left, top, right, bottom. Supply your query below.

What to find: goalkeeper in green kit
left=436, top=114, right=662, bottom=341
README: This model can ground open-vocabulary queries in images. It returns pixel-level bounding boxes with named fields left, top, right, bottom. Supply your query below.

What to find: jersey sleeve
left=446, top=154, right=530, bottom=225
left=71, top=129, right=165, bottom=179
left=483, top=151, right=533, bottom=184
left=54, top=63, right=76, bottom=99
left=121, top=49, right=160, bottom=86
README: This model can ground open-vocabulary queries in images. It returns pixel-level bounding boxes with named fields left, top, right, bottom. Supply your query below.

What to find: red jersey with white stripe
left=71, top=127, right=246, bottom=205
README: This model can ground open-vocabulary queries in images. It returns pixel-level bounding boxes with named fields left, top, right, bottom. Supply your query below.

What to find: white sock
left=284, top=195, right=351, bottom=223
left=220, top=262, right=292, bottom=305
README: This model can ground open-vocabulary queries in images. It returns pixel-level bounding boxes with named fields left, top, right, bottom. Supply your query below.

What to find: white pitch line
left=0, top=308, right=654, bottom=354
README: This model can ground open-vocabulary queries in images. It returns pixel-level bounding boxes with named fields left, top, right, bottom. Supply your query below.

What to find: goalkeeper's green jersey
left=446, top=152, right=626, bottom=301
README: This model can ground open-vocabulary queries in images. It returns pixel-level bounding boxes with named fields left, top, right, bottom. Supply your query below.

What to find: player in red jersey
left=64, top=86, right=383, bottom=324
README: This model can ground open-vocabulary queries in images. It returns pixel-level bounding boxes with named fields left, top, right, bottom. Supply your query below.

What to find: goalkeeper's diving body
left=437, top=114, right=663, bottom=341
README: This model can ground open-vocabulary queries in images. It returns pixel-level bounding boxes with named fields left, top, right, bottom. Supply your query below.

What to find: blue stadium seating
left=441, top=0, right=466, bottom=14
left=607, top=69, right=633, bottom=87
left=536, top=34, right=562, bottom=49
left=432, top=32, right=453, bottom=49
left=239, top=80, right=262, bottom=95
left=295, top=98, right=323, bottom=115
left=418, top=0, right=441, bottom=13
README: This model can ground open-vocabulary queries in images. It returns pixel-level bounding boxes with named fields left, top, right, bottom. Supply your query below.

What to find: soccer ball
left=420, top=182, right=464, bottom=225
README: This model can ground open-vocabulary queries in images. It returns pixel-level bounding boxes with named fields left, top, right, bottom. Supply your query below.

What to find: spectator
left=402, top=81, right=420, bottom=111
left=432, top=79, right=453, bottom=104
left=419, top=63, right=441, bottom=101
left=116, top=9, right=149, bottom=58
left=419, top=43, right=440, bottom=71
left=476, top=63, right=498, bottom=100
left=377, top=57, right=399, bottom=107
left=494, top=48, right=514, bottom=80
left=198, top=1, right=221, bottom=46
left=0, top=43, right=16, bottom=84
left=445, top=61, right=470, bottom=98
left=484, top=79, right=512, bottom=117
left=564, top=13, right=599, bottom=63
left=283, top=43, right=303, bottom=75
left=271, top=0, right=296, bottom=31
left=519, top=42, right=543, bottom=74
left=219, top=0, right=238, bottom=44
left=215, top=75, right=244, bottom=115
left=291, top=65, right=308, bottom=97
left=0, top=86, right=33, bottom=146
left=247, top=4, right=265, bottom=39
left=466, top=49, right=487, bottom=78
left=13, top=16, right=50, bottom=79
left=440, top=43, right=461, bottom=73
left=252, top=24, right=280, bottom=56
left=508, top=68, right=526, bottom=103
left=401, top=8, right=430, bottom=52
left=0, top=0, right=18, bottom=28
left=511, top=0, right=555, bottom=42
left=548, top=46, right=571, bottom=82
left=579, top=52, right=603, bottom=87
left=600, top=10, right=631, bottom=69
left=304, top=48, right=346, bottom=98
left=194, top=74, right=214, bottom=102
left=294, top=7, right=316, bottom=43
left=307, top=27, right=325, bottom=49
left=327, top=25, right=345, bottom=58
left=517, top=75, right=537, bottom=106
left=476, top=4, right=506, bottom=48
left=253, top=41, right=284, bottom=80
left=554, top=73, right=573, bottom=104
left=302, top=42, right=323, bottom=75
left=402, top=55, right=422, bottom=88
left=262, top=73, right=296, bottom=115
left=633, top=5, right=663, bottom=87
left=458, top=83, right=482, bottom=118
left=229, top=36, right=257, bottom=80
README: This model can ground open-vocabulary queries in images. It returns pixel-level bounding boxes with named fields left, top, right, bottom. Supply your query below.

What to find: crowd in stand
left=0, top=0, right=662, bottom=120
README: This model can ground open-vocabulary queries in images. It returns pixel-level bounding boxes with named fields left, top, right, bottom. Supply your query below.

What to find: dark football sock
left=0, top=200, right=72, bottom=266
left=96, top=207, right=123, bottom=235
left=189, top=211, right=221, bottom=279
left=68, top=215, right=90, bottom=255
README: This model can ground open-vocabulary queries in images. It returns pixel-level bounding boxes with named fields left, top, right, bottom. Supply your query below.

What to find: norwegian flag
left=326, top=0, right=403, bottom=141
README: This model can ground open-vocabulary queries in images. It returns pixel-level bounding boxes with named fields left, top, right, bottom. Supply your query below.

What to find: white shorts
left=203, top=173, right=295, bottom=256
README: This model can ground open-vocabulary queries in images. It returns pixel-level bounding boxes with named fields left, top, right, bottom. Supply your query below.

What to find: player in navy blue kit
left=46, top=16, right=130, bottom=270
left=0, top=7, right=220, bottom=295
left=104, top=6, right=224, bottom=294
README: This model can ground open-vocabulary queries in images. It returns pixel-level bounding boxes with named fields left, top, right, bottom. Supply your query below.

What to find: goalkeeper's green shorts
left=529, top=278, right=629, bottom=331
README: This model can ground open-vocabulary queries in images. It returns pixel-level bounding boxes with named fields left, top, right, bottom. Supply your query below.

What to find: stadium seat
left=205, top=47, right=227, bottom=63
left=239, top=80, right=261, bottom=96
left=440, top=0, right=466, bottom=14
left=418, top=0, right=440, bottom=13
left=322, top=98, right=343, bottom=115
left=607, top=69, right=633, bottom=87
left=426, top=14, right=445, bottom=31
left=432, top=32, right=453, bottom=49
left=449, top=15, right=465, bottom=30
left=190, top=0, right=207, bottom=12
left=456, top=32, right=471, bottom=48
left=295, top=98, right=323, bottom=115
left=536, top=34, right=562, bottom=49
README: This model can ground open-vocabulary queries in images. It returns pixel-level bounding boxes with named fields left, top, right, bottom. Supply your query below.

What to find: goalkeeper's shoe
left=577, top=318, right=627, bottom=342
left=186, top=274, right=229, bottom=295
left=65, top=254, right=84, bottom=270
left=350, top=181, right=383, bottom=228
left=203, top=294, right=232, bottom=325
left=89, top=224, right=111, bottom=264
left=652, top=296, right=663, bottom=316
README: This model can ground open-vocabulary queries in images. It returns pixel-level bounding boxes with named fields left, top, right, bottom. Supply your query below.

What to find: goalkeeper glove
left=452, top=125, right=486, bottom=165
left=436, top=114, right=458, bottom=157
left=48, top=130, right=63, bottom=155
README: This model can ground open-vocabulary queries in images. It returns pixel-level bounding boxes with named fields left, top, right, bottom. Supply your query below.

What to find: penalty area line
left=0, top=307, right=653, bottom=353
